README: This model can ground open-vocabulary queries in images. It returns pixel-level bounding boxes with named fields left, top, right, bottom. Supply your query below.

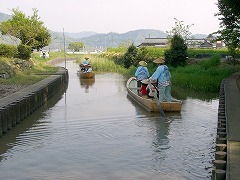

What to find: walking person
left=135, top=61, right=150, bottom=93
left=149, top=58, right=172, bottom=102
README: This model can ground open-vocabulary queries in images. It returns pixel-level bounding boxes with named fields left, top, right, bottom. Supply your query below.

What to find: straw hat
left=141, top=79, right=149, bottom=84
left=153, top=58, right=165, bottom=64
left=141, top=79, right=157, bottom=84
left=139, top=61, right=147, bottom=66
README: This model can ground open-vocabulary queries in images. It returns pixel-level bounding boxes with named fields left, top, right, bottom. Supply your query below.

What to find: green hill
left=0, top=12, right=207, bottom=51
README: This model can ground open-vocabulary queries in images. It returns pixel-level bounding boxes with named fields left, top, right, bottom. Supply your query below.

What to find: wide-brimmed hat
left=141, top=79, right=157, bottom=84
left=139, top=61, right=147, bottom=66
left=141, top=79, right=149, bottom=84
left=153, top=58, right=165, bottom=64
left=85, top=57, right=89, bottom=59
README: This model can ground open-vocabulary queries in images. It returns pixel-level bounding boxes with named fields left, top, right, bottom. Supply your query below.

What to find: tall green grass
left=170, top=56, right=239, bottom=92
left=74, top=54, right=128, bottom=74
left=72, top=53, right=240, bottom=93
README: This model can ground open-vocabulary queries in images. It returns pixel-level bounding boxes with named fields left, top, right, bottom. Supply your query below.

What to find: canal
left=0, top=60, right=218, bottom=180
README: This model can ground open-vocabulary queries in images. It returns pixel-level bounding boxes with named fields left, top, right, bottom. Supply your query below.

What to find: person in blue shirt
left=135, top=61, right=150, bottom=93
left=82, top=57, right=90, bottom=65
left=80, top=57, right=91, bottom=72
left=149, top=58, right=172, bottom=102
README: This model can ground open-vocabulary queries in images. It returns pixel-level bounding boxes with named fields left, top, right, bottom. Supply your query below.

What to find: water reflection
left=79, top=78, right=95, bottom=93
left=0, top=85, right=67, bottom=163
left=172, top=85, right=218, bottom=101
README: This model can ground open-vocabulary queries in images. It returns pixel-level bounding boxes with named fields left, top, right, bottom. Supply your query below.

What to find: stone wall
left=0, top=67, right=68, bottom=136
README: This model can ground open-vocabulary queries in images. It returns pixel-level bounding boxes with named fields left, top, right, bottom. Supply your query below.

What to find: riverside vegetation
left=0, top=48, right=240, bottom=99
left=0, top=52, right=60, bottom=98
left=102, top=47, right=240, bottom=93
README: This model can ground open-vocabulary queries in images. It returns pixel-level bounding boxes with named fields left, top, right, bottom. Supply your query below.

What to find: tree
left=164, top=34, right=188, bottom=67
left=68, top=42, right=85, bottom=52
left=215, top=0, right=240, bottom=57
left=15, top=44, right=32, bottom=60
left=164, top=19, right=189, bottom=67
left=122, top=44, right=137, bottom=68
left=0, top=8, right=51, bottom=51
left=136, top=47, right=150, bottom=65
left=166, top=18, right=193, bottom=42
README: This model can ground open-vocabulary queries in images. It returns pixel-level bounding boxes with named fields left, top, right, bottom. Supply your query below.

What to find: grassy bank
left=171, top=63, right=239, bottom=92
left=0, top=54, right=59, bottom=85
left=104, top=47, right=240, bottom=93
left=1, top=49, right=240, bottom=94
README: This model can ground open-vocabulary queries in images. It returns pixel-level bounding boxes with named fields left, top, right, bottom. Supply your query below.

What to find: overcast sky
left=0, top=0, right=220, bottom=34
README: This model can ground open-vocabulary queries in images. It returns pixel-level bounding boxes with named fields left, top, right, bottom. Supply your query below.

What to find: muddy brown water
left=0, top=60, right=218, bottom=180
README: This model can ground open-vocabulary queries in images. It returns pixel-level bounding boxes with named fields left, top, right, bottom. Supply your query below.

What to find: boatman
left=82, top=57, right=90, bottom=65
left=149, top=58, right=172, bottom=102
left=80, top=57, right=91, bottom=72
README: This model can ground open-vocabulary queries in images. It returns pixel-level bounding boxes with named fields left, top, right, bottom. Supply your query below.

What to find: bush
left=199, top=55, right=220, bottom=69
left=0, top=44, right=17, bottom=58
left=122, top=44, right=138, bottom=68
left=164, top=34, right=188, bottom=67
left=15, top=44, right=32, bottom=60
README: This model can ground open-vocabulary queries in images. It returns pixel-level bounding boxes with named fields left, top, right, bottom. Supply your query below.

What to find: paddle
left=148, top=82, right=166, bottom=117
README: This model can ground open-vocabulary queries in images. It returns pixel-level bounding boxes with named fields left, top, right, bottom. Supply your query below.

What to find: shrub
left=164, top=34, right=188, bottom=67
left=15, top=44, right=32, bottom=60
left=0, top=44, right=17, bottom=58
left=199, top=55, right=220, bottom=69
left=122, top=44, right=138, bottom=68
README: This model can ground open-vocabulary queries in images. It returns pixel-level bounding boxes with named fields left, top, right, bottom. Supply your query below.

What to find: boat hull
left=126, top=77, right=182, bottom=112
left=78, top=71, right=95, bottom=79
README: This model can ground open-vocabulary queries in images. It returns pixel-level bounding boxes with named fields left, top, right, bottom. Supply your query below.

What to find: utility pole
left=63, top=28, right=66, bottom=70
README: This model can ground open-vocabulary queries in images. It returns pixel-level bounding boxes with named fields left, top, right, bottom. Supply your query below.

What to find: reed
left=170, top=56, right=239, bottom=92
left=74, top=54, right=128, bottom=74
left=72, top=53, right=240, bottom=93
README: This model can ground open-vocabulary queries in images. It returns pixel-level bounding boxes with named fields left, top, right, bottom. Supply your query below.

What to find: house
left=138, top=34, right=224, bottom=48
left=137, top=38, right=168, bottom=47
left=199, top=41, right=214, bottom=48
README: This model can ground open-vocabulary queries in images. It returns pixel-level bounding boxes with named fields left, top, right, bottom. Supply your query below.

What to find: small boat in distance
left=126, top=77, right=182, bottom=113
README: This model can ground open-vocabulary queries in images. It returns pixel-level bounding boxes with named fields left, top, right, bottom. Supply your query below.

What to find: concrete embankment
left=212, top=72, right=240, bottom=180
left=0, top=67, right=68, bottom=136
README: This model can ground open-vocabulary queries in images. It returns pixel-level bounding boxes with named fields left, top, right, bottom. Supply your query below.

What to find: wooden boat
left=126, top=77, right=182, bottom=112
left=77, top=71, right=95, bottom=79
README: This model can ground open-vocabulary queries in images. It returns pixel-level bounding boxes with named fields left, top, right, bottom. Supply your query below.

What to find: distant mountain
left=0, top=12, right=13, bottom=44
left=36, top=29, right=169, bottom=50
left=0, top=11, right=208, bottom=50
left=65, top=31, right=97, bottom=39
left=0, top=12, right=11, bottom=22
left=190, top=34, right=208, bottom=39
left=78, top=29, right=168, bottom=49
